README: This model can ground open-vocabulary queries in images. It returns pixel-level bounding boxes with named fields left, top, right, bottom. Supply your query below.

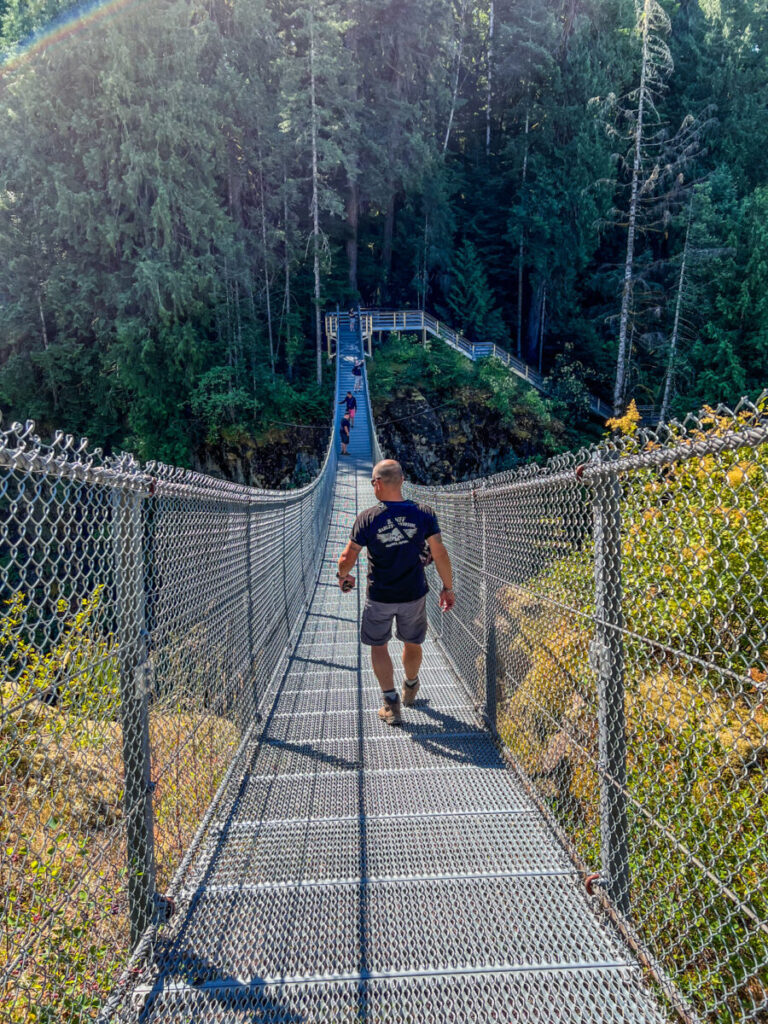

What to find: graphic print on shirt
left=376, top=517, right=418, bottom=547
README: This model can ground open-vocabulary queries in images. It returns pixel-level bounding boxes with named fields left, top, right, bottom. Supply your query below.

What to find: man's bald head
left=372, top=459, right=405, bottom=499
left=373, top=460, right=404, bottom=486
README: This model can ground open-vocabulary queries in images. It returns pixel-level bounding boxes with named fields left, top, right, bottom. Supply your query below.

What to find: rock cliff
left=373, top=387, right=567, bottom=485
left=194, top=426, right=326, bottom=490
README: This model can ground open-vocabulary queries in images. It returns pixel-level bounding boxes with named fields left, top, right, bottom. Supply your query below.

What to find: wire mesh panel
left=5, top=354, right=767, bottom=1024
left=397, top=397, right=768, bottom=1024
left=1, top=395, right=337, bottom=1023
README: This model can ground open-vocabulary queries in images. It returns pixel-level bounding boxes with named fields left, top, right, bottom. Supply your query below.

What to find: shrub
left=496, top=401, right=768, bottom=1021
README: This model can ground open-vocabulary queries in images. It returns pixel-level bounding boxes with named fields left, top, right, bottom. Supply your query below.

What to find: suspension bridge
left=114, top=318, right=662, bottom=1022
left=2, top=316, right=766, bottom=1023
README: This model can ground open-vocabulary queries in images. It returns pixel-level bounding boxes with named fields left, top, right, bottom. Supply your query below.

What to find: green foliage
left=620, top=404, right=768, bottom=677
left=191, top=366, right=255, bottom=444
left=191, top=360, right=332, bottom=451
left=0, top=0, right=333, bottom=471
left=1, top=588, right=122, bottom=1021
left=1, top=587, right=241, bottom=1022
left=446, top=239, right=507, bottom=343
left=0, top=0, right=765, bottom=463
left=0, top=0, right=78, bottom=50
left=498, top=402, right=768, bottom=1019
left=544, top=348, right=594, bottom=420
left=370, top=331, right=474, bottom=396
left=1, top=587, right=118, bottom=726
left=368, top=333, right=570, bottom=477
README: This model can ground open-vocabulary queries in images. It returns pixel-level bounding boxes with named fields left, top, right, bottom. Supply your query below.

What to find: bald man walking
left=337, top=460, right=456, bottom=725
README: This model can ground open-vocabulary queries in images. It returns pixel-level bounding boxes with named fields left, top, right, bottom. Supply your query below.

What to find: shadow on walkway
left=137, top=950, right=306, bottom=1023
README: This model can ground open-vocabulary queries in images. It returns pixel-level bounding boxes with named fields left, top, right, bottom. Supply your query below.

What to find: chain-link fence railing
left=2, top=371, right=338, bottom=1021
left=371, top=395, right=768, bottom=1024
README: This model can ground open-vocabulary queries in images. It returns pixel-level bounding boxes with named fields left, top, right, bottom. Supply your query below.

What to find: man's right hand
left=439, top=587, right=455, bottom=611
left=338, top=574, right=355, bottom=593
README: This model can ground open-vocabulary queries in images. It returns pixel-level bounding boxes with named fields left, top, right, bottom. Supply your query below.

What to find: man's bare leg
left=371, top=644, right=395, bottom=692
left=402, top=642, right=422, bottom=682
left=372, top=643, right=402, bottom=724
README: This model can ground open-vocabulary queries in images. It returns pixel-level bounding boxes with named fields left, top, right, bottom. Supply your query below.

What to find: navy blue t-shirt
left=351, top=500, right=440, bottom=603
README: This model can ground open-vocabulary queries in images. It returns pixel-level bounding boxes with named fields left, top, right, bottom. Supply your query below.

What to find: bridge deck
left=122, top=328, right=663, bottom=1022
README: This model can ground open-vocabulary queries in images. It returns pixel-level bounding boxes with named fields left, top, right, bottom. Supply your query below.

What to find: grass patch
left=1, top=592, right=239, bottom=1023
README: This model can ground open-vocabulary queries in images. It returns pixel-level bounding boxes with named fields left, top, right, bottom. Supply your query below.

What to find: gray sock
left=383, top=689, right=398, bottom=703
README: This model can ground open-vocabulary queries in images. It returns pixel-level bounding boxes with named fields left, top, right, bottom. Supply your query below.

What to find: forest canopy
left=0, top=0, right=766, bottom=466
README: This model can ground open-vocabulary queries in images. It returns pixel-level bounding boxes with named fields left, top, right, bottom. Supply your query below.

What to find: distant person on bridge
left=339, top=391, right=357, bottom=427
left=352, top=358, right=363, bottom=391
left=336, top=459, right=456, bottom=725
left=339, top=414, right=351, bottom=456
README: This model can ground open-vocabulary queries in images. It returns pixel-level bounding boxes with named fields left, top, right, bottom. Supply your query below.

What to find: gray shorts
left=361, top=595, right=428, bottom=646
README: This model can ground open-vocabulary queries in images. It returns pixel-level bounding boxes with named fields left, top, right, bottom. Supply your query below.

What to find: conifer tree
left=277, top=0, right=353, bottom=382
left=495, top=0, right=556, bottom=359
left=610, top=0, right=673, bottom=413
left=447, top=239, right=505, bottom=341
left=0, top=0, right=239, bottom=456
left=1, top=0, right=77, bottom=50
left=0, top=0, right=765, bottom=463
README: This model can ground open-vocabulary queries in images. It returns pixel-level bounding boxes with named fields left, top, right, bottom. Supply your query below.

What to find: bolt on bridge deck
left=121, top=329, right=664, bottom=1023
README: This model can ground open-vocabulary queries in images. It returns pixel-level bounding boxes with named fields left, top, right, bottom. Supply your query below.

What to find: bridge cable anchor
left=585, top=872, right=605, bottom=896
left=153, top=893, right=176, bottom=923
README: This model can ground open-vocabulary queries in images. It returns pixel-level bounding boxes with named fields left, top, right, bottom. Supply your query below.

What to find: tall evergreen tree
left=447, top=239, right=505, bottom=341
left=610, top=0, right=673, bottom=413
left=277, top=0, right=354, bottom=381
left=0, top=0, right=765, bottom=462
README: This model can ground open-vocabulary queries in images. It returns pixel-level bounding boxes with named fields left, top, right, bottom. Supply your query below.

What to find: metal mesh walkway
left=118, top=326, right=664, bottom=1023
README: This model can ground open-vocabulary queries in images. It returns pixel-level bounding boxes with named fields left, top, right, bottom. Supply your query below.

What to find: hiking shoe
left=402, top=677, right=420, bottom=706
left=378, top=697, right=403, bottom=726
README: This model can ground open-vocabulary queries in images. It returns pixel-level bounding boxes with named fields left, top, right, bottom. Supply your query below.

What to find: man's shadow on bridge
left=384, top=699, right=503, bottom=767
left=136, top=957, right=308, bottom=1022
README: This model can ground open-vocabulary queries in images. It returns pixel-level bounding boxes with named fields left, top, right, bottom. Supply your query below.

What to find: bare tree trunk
left=382, top=185, right=395, bottom=297
left=234, top=279, right=244, bottom=387
left=223, top=260, right=234, bottom=385
left=538, top=282, right=547, bottom=376
left=516, top=109, right=529, bottom=360
left=283, top=167, right=294, bottom=382
left=246, top=278, right=258, bottom=394
left=258, top=162, right=276, bottom=380
left=561, top=0, right=578, bottom=53
left=660, top=204, right=691, bottom=423
left=443, top=0, right=469, bottom=155
left=309, top=1, right=322, bottom=385
left=614, top=0, right=650, bottom=414
left=419, top=213, right=429, bottom=308
left=37, top=288, right=57, bottom=411
left=526, top=277, right=543, bottom=363
left=486, top=0, right=494, bottom=155
left=346, top=179, right=359, bottom=295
